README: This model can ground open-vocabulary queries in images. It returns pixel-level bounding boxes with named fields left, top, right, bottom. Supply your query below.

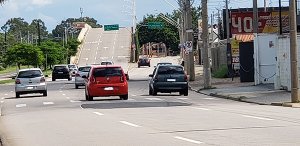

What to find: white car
left=15, top=68, right=47, bottom=98
left=100, top=61, right=114, bottom=65
left=75, top=66, right=91, bottom=89
left=68, top=64, right=78, bottom=76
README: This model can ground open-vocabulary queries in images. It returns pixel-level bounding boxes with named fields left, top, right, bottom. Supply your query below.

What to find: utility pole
left=264, top=0, right=267, bottom=11
left=253, top=0, right=258, bottom=34
left=202, top=0, right=211, bottom=88
left=80, top=8, right=84, bottom=19
left=184, top=0, right=195, bottom=81
left=37, top=20, right=41, bottom=46
left=225, top=0, right=232, bottom=78
left=290, top=0, right=299, bottom=103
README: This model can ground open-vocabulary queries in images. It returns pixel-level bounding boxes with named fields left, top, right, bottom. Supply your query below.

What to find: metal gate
left=239, top=42, right=254, bottom=82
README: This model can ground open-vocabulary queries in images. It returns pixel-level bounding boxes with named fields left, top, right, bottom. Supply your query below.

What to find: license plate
left=104, top=87, right=114, bottom=91
left=26, top=87, right=34, bottom=90
left=58, top=72, right=63, bottom=74
left=167, top=79, right=176, bottom=82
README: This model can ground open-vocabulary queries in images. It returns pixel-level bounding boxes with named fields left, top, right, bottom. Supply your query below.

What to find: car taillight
left=184, top=74, right=188, bottom=81
left=75, top=73, right=80, bottom=77
left=15, top=79, right=21, bottom=84
left=147, top=60, right=150, bottom=63
left=120, top=76, right=124, bottom=83
left=40, top=77, right=45, bottom=83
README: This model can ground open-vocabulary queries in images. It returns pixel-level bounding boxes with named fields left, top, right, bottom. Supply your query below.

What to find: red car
left=83, top=65, right=128, bottom=101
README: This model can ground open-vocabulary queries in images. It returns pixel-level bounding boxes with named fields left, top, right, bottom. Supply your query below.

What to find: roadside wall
left=70, top=24, right=92, bottom=65
left=211, top=45, right=227, bottom=72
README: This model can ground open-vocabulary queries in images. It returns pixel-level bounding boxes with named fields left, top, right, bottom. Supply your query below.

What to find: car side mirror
left=125, top=74, right=129, bottom=80
left=12, top=77, right=15, bottom=79
left=149, top=74, right=153, bottom=77
left=82, top=75, right=87, bottom=78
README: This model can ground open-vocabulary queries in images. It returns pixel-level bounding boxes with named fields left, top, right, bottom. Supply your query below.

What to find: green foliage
left=40, top=41, right=66, bottom=68
left=212, top=65, right=228, bottom=78
left=66, top=39, right=81, bottom=57
left=5, top=43, right=44, bottom=68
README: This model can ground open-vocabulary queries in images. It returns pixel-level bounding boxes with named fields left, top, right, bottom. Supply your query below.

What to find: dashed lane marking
left=203, top=97, right=218, bottom=100
left=120, top=121, right=141, bottom=128
left=145, top=98, right=163, bottom=101
left=70, top=100, right=82, bottom=103
left=192, top=107, right=211, bottom=111
left=131, top=94, right=137, bottom=97
left=93, top=112, right=104, bottom=116
left=59, top=91, right=63, bottom=92
left=4, top=94, right=8, bottom=96
left=1, top=101, right=4, bottom=103
left=66, top=97, right=70, bottom=99
left=177, top=98, right=188, bottom=100
left=174, top=136, right=203, bottom=144
left=62, top=94, right=66, bottom=96
left=43, top=102, right=54, bottom=105
left=16, top=104, right=27, bottom=108
left=242, top=115, right=274, bottom=121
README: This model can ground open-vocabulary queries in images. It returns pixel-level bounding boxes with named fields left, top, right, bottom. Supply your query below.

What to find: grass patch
left=0, top=79, right=14, bottom=84
left=0, top=66, right=34, bottom=74
left=43, top=69, right=52, bottom=76
left=212, top=65, right=228, bottom=78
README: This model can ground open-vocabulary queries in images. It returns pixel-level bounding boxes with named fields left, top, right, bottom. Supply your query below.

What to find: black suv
left=52, top=65, right=72, bottom=81
left=149, top=65, right=188, bottom=96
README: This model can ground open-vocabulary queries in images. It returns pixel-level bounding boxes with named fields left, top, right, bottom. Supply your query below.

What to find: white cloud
left=38, top=13, right=57, bottom=30
left=31, top=0, right=52, bottom=6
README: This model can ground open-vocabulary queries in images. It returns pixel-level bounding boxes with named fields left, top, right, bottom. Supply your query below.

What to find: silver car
left=15, top=68, right=47, bottom=98
left=75, top=66, right=91, bottom=89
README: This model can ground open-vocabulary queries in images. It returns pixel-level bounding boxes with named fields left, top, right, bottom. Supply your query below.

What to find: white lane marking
left=4, top=94, right=8, bottom=96
left=10, top=91, right=13, bottom=93
left=203, top=97, right=218, bottom=100
left=121, top=46, right=124, bottom=48
left=43, top=102, right=54, bottom=105
left=1, top=97, right=4, bottom=100
left=192, top=107, right=211, bottom=111
left=93, top=112, right=104, bottom=116
left=16, top=104, right=27, bottom=108
left=66, top=97, right=70, bottom=99
left=59, top=91, right=63, bottom=92
left=95, top=57, right=97, bottom=60
left=96, top=51, right=98, bottom=55
left=174, top=136, right=203, bottom=144
left=145, top=98, right=163, bottom=101
left=70, top=100, right=81, bottom=103
left=0, top=101, right=4, bottom=103
left=120, top=121, right=141, bottom=128
left=62, top=94, right=66, bottom=96
left=178, top=98, right=188, bottom=100
left=131, top=94, right=137, bottom=97
left=242, top=115, right=274, bottom=121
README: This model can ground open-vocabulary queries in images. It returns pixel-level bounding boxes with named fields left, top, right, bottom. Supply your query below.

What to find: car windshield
left=101, top=62, right=113, bottom=65
left=157, top=66, right=184, bottom=75
left=68, top=65, right=76, bottom=68
left=17, top=70, right=42, bottom=78
left=93, top=67, right=122, bottom=77
left=54, top=66, right=68, bottom=71
left=78, top=67, right=91, bottom=72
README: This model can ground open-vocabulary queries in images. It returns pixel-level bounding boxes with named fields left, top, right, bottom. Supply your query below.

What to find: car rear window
left=78, top=67, right=91, bottom=72
left=101, top=62, right=112, bottom=65
left=157, top=66, right=184, bottom=75
left=18, top=70, right=42, bottom=78
left=54, top=66, right=68, bottom=71
left=68, top=65, right=76, bottom=68
left=93, top=67, right=122, bottom=77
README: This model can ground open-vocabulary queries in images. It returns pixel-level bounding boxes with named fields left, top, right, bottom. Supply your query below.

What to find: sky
left=0, top=0, right=290, bottom=32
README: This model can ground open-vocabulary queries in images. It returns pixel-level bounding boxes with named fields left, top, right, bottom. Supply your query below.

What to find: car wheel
left=120, top=94, right=128, bottom=100
left=75, top=85, right=79, bottom=89
left=184, top=89, right=188, bottom=96
left=16, top=92, right=20, bottom=98
left=52, top=78, right=55, bottom=81
left=43, top=90, right=48, bottom=96
left=85, top=91, right=89, bottom=101
left=68, top=77, right=72, bottom=81
left=138, top=65, right=140, bottom=68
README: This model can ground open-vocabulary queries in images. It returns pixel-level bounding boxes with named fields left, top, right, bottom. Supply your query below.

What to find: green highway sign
left=148, top=22, right=164, bottom=29
left=104, top=24, right=119, bottom=31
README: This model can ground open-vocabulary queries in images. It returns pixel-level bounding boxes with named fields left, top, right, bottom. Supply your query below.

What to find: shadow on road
left=81, top=101, right=192, bottom=109
left=5, top=95, right=45, bottom=99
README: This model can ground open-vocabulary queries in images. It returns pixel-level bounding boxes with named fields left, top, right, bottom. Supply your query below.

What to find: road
left=78, top=27, right=131, bottom=72
left=1, top=57, right=300, bottom=146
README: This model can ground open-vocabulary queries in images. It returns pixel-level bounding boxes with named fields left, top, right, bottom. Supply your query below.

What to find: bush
left=212, top=65, right=228, bottom=78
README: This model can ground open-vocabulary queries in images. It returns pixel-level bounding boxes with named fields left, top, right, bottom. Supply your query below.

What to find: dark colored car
left=149, top=65, right=188, bottom=96
left=52, top=65, right=72, bottom=81
left=138, top=57, right=150, bottom=68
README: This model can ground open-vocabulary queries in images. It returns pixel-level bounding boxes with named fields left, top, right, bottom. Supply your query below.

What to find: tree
left=40, top=41, right=65, bottom=69
left=5, top=43, right=44, bottom=69
left=4, top=18, right=29, bottom=44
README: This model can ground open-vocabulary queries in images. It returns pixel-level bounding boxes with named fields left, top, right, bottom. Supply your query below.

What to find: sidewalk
left=189, top=65, right=292, bottom=106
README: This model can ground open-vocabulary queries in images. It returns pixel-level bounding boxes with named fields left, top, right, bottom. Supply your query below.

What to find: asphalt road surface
left=1, top=57, right=300, bottom=146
